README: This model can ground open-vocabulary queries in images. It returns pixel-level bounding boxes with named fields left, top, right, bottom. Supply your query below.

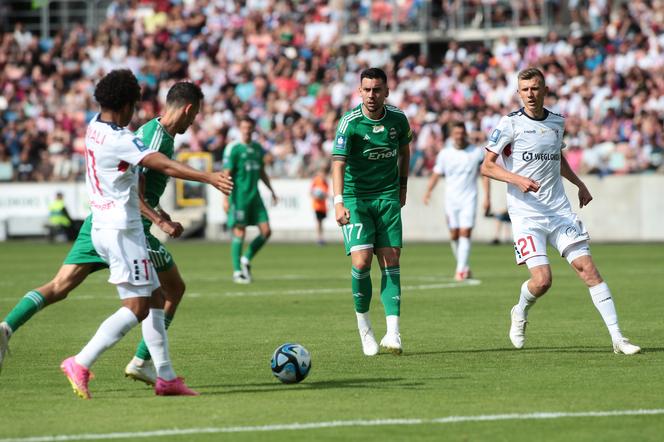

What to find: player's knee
left=166, top=280, right=185, bottom=302
left=134, top=307, right=150, bottom=322
left=47, top=280, right=73, bottom=302
left=531, top=276, right=552, bottom=294
left=263, top=228, right=272, bottom=239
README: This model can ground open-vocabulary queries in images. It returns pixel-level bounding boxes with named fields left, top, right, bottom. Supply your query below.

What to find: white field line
left=1, top=409, right=663, bottom=442
left=0, top=280, right=481, bottom=302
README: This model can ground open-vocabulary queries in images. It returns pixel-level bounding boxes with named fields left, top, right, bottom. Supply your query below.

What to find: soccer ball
left=270, top=343, right=311, bottom=384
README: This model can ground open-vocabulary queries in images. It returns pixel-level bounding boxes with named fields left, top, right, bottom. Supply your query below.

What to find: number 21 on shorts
left=514, top=235, right=537, bottom=260
left=342, top=223, right=363, bottom=243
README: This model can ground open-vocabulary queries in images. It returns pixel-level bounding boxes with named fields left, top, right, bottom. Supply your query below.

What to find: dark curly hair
left=93, top=69, right=141, bottom=111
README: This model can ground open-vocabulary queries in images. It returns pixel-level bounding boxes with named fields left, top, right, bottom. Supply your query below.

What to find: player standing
left=60, top=69, right=232, bottom=398
left=481, top=67, right=640, bottom=355
left=423, top=122, right=490, bottom=281
left=332, top=67, right=412, bottom=356
left=222, top=116, right=277, bottom=284
left=311, top=165, right=330, bottom=245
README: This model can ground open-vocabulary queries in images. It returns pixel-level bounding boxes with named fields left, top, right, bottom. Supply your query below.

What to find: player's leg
left=241, top=199, right=271, bottom=281
left=456, top=202, right=477, bottom=280
left=565, top=244, right=640, bottom=355
left=508, top=217, right=550, bottom=349
left=374, top=199, right=403, bottom=355
left=343, top=199, right=378, bottom=356
left=231, top=225, right=249, bottom=283
left=446, top=206, right=460, bottom=261
left=127, top=234, right=183, bottom=384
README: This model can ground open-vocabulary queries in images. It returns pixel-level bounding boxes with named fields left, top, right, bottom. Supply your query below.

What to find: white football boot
left=509, top=305, right=527, bottom=349
left=240, top=257, right=252, bottom=283
left=0, top=322, right=10, bottom=373
left=380, top=332, right=403, bottom=355
left=358, top=327, right=379, bottom=356
left=124, top=357, right=157, bottom=386
left=612, top=337, right=641, bottom=355
left=233, top=271, right=250, bottom=284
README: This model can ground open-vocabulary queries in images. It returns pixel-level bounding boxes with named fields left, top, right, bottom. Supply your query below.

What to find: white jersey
left=485, top=108, right=572, bottom=218
left=433, top=142, right=484, bottom=208
left=84, top=114, right=155, bottom=229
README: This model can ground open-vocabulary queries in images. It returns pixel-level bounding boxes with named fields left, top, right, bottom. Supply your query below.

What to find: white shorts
left=511, top=213, right=590, bottom=266
left=445, top=202, right=477, bottom=230
left=91, top=226, right=160, bottom=299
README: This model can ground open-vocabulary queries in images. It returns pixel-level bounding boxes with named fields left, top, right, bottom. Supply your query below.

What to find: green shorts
left=63, top=216, right=108, bottom=272
left=341, top=198, right=402, bottom=256
left=227, top=197, right=269, bottom=228
left=145, top=229, right=175, bottom=272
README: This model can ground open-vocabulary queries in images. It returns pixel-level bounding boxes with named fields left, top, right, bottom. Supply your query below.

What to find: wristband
left=333, top=195, right=344, bottom=205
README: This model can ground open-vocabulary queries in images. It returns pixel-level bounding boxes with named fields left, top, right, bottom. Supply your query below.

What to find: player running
left=423, top=121, right=490, bottom=281
left=481, top=67, right=640, bottom=355
left=332, top=67, right=412, bottom=356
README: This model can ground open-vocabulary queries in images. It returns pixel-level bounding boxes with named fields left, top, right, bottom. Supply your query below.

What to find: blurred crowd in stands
left=0, top=0, right=662, bottom=183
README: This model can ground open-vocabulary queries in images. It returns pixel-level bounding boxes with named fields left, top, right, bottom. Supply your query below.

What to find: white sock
left=386, top=315, right=400, bottom=335
left=516, top=280, right=537, bottom=318
left=589, top=282, right=622, bottom=341
left=356, top=311, right=372, bottom=331
left=142, top=309, right=176, bottom=381
left=76, top=307, right=138, bottom=369
left=450, top=239, right=458, bottom=260
left=456, top=237, right=471, bottom=273
left=241, top=256, right=250, bottom=265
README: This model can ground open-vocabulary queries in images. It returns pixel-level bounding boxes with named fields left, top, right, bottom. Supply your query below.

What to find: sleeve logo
left=133, top=138, right=148, bottom=151
left=489, top=129, right=501, bottom=143
left=336, top=135, right=346, bottom=150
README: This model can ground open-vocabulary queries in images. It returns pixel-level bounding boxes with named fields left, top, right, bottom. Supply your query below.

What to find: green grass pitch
left=0, top=241, right=663, bottom=441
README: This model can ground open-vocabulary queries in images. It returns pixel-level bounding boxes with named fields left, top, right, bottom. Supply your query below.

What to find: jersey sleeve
left=485, top=116, right=514, bottom=155
left=116, top=131, right=155, bottom=166
left=332, top=113, right=353, bottom=157
left=398, top=114, right=413, bottom=146
left=222, top=142, right=237, bottom=172
left=432, top=149, right=445, bottom=176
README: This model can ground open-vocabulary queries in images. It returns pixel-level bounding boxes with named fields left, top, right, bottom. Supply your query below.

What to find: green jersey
left=136, top=118, right=174, bottom=228
left=332, top=104, right=412, bottom=200
left=223, top=140, right=265, bottom=205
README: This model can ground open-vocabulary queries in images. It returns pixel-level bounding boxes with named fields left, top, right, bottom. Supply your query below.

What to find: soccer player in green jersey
left=331, top=67, right=412, bottom=356
left=222, top=116, right=277, bottom=284
left=0, top=82, right=220, bottom=382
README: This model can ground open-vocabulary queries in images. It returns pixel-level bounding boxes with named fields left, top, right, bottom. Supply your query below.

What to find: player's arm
left=331, top=156, right=350, bottom=226
left=560, top=154, right=592, bottom=208
left=481, top=175, right=491, bottom=216
left=423, top=173, right=440, bottom=205
left=260, top=165, right=278, bottom=204
left=398, top=142, right=410, bottom=207
left=138, top=173, right=183, bottom=238
left=140, top=152, right=233, bottom=195
left=481, top=151, right=540, bottom=193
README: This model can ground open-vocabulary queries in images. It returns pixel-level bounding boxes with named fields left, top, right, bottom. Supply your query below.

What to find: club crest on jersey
left=336, top=135, right=346, bottom=150
left=372, top=125, right=385, bottom=133
left=489, top=129, right=501, bottom=143
left=388, top=127, right=397, bottom=140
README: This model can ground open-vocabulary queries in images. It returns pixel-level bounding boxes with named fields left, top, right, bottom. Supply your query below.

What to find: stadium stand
left=0, top=0, right=662, bottom=182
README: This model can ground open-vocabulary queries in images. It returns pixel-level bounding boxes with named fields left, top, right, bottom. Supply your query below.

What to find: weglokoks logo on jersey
left=522, top=152, right=561, bottom=162
left=388, top=127, right=397, bottom=140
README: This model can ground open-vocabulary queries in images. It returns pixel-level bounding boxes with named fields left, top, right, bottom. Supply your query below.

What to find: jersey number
left=516, top=235, right=536, bottom=257
left=342, top=223, right=364, bottom=242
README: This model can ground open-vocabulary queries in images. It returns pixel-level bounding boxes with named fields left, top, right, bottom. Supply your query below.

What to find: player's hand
left=400, top=187, right=407, bottom=207
left=223, top=198, right=230, bottom=213
left=423, top=192, right=430, bottom=205
left=335, top=204, right=350, bottom=226
left=271, top=192, right=278, bottom=205
left=483, top=199, right=491, bottom=217
left=209, top=172, right=233, bottom=195
left=578, top=185, right=593, bottom=208
left=158, top=220, right=184, bottom=238
left=514, top=175, right=540, bottom=193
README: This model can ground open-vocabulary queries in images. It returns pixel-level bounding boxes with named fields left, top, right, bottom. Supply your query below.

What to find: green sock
left=231, top=235, right=243, bottom=272
left=351, top=267, right=372, bottom=313
left=135, top=314, right=174, bottom=361
left=3, top=290, right=46, bottom=333
left=244, top=235, right=267, bottom=261
left=380, top=266, right=401, bottom=317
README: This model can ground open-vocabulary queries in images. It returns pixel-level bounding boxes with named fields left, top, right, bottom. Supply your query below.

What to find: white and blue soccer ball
left=270, top=343, right=311, bottom=384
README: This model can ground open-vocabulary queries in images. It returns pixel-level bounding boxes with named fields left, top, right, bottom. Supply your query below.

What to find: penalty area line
left=2, top=409, right=663, bottom=441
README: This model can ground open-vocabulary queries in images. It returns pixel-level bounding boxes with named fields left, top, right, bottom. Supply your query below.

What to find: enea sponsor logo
left=522, top=152, right=560, bottom=162
left=365, top=147, right=397, bottom=160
